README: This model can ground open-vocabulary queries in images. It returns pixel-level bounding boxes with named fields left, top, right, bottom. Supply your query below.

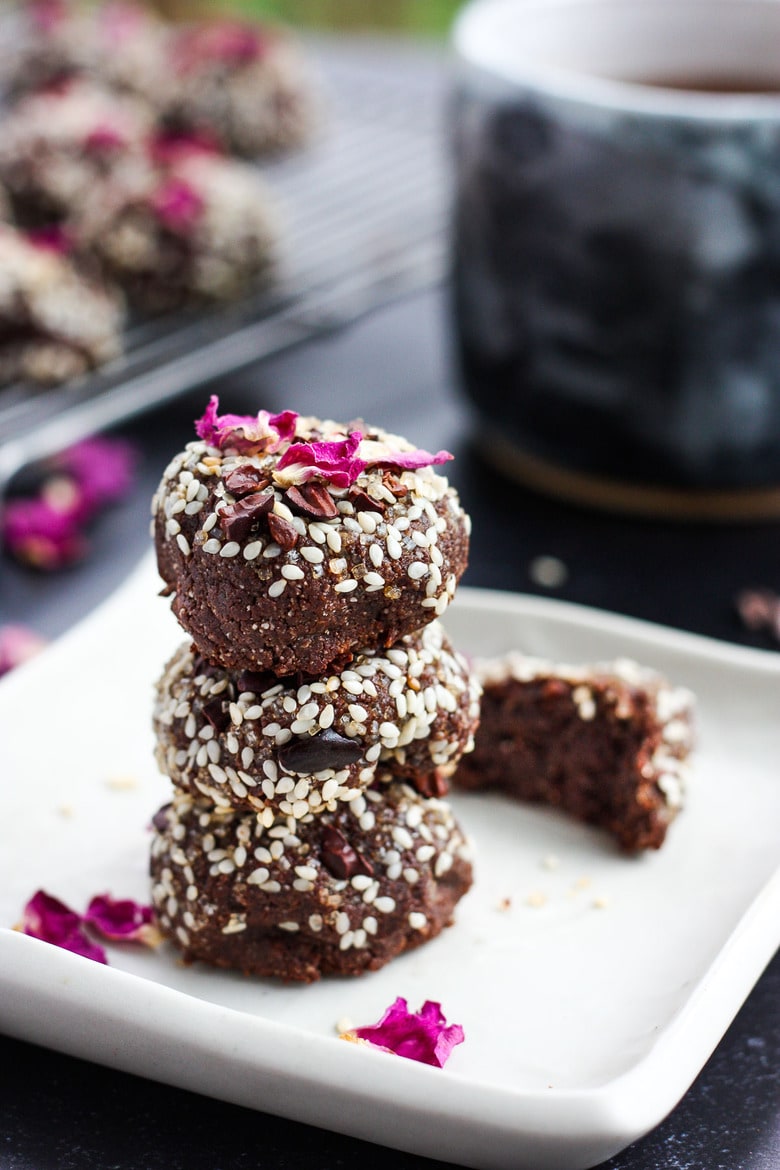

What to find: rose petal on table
left=84, top=893, right=161, bottom=946
left=16, top=890, right=107, bottom=964
left=0, top=624, right=48, bottom=677
left=341, top=996, right=465, bottom=1067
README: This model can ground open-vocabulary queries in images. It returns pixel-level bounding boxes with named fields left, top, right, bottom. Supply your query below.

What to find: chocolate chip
left=267, top=512, right=298, bottom=550
left=202, top=698, right=230, bottom=732
left=237, top=668, right=277, bottom=695
left=220, top=489, right=274, bottom=542
left=415, top=769, right=450, bottom=798
left=284, top=482, right=338, bottom=519
left=320, top=824, right=374, bottom=879
left=277, top=727, right=363, bottom=774
left=348, top=487, right=385, bottom=514
left=223, top=466, right=270, bottom=498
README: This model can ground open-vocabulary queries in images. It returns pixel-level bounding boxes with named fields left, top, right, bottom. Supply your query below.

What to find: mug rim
left=453, top=0, right=780, bottom=122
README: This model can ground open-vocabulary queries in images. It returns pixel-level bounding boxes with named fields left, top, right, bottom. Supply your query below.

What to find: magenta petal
left=85, top=893, right=156, bottom=942
left=54, top=437, right=137, bottom=514
left=376, top=448, right=453, bottom=471
left=194, top=395, right=298, bottom=454
left=2, top=496, right=87, bottom=569
left=350, top=997, right=465, bottom=1067
left=151, top=178, right=205, bottom=231
left=0, top=624, right=48, bottom=677
left=19, top=890, right=108, bottom=964
left=275, top=431, right=366, bottom=488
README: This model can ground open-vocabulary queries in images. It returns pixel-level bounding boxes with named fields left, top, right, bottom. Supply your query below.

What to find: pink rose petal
left=0, top=624, right=48, bottom=677
left=85, top=893, right=160, bottom=946
left=54, top=437, right=137, bottom=515
left=2, top=496, right=87, bottom=569
left=84, top=124, right=128, bottom=154
left=151, top=178, right=205, bottom=232
left=343, top=997, right=465, bottom=1067
left=149, top=130, right=222, bottom=167
left=275, top=430, right=365, bottom=488
left=25, top=225, right=73, bottom=255
left=195, top=395, right=298, bottom=454
left=18, top=890, right=107, bottom=964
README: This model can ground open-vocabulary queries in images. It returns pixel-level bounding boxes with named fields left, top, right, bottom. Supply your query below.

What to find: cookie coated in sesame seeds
left=149, top=782, right=474, bottom=982
left=154, top=622, right=481, bottom=818
left=453, top=653, right=696, bottom=852
left=153, top=415, right=471, bottom=675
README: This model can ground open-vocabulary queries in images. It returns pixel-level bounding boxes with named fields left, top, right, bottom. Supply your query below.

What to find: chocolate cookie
left=153, top=404, right=471, bottom=675
left=453, top=653, right=695, bottom=851
left=161, top=19, right=317, bottom=157
left=154, top=622, right=480, bottom=818
left=149, top=782, right=474, bottom=982
left=0, top=224, right=124, bottom=386
left=0, top=79, right=155, bottom=227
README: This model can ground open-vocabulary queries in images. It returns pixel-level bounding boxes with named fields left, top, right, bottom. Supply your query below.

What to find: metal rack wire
left=0, top=41, right=451, bottom=488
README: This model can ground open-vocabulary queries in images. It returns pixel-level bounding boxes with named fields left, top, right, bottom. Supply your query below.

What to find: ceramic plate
left=1, top=555, right=779, bottom=1170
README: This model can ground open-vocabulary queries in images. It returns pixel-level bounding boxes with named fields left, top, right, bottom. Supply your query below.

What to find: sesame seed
left=326, top=529, right=342, bottom=553
left=408, top=912, right=427, bottom=930
left=176, top=534, right=191, bottom=556
left=387, top=538, right=402, bottom=560
left=334, top=579, right=358, bottom=593
left=301, top=546, right=324, bottom=564
left=369, top=543, right=384, bottom=567
left=220, top=542, right=241, bottom=558
left=282, top=564, right=305, bottom=581
left=243, top=541, right=262, bottom=560
left=374, top=896, right=396, bottom=914
left=407, top=561, right=428, bottom=580
left=318, top=704, right=335, bottom=729
left=268, top=579, right=287, bottom=598
left=278, top=921, right=300, bottom=932
left=309, top=914, right=323, bottom=931
left=263, top=543, right=282, bottom=558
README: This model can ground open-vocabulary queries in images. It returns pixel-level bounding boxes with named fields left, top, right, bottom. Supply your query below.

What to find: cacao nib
left=277, top=727, right=363, bottom=773
left=223, top=465, right=270, bottom=498
left=267, top=512, right=298, bottom=549
left=152, top=805, right=172, bottom=832
left=348, top=487, right=385, bottom=514
left=320, top=825, right=374, bottom=879
left=382, top=472, right=408, bottom=497
left=201, top=698, right=230, bottom=732
left=220, top=489, right=274, bottom=542
left=415, top=770, right=450, bottom=799
left=237, top=668, right=278, bottom=695
left=284, top=482, right=338, bottom=519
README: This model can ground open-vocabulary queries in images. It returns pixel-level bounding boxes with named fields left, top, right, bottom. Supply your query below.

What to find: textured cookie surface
left=150, top=782, right=473, bottom=981
left=153, top=408, right=471, bottom=675
left=154, top=623, right=480, bottom=817
left=453, top=653, right=695, bottom=852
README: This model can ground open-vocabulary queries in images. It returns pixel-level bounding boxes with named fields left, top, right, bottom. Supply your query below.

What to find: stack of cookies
left=149, top=399, right=480, bottom=982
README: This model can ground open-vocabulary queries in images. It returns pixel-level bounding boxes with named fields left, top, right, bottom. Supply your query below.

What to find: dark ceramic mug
left=451, top=0, right=780, bottom=518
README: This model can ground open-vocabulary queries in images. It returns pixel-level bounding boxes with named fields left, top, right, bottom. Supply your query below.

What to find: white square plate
left=1, top=554, right=778, bottom=1170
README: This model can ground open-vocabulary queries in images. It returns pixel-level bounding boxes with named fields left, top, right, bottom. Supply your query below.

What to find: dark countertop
left=1, top=285, right=778, bottom=1170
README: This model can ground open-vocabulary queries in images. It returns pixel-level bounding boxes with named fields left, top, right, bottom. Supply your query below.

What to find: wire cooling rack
left=0, top=39, right=451, bottom=488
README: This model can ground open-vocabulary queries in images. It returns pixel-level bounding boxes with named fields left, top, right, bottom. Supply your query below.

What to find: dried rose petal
left=276, top=432, right=453, bottom=489
left=29, top=0, right=68, bottom=33
left=0, top=624, right=48, bottom=677
left=84, top=124, right=127, bottom=154
left=175, top=21, right=267, bottom=72
left=151, top=178, right=205, bottom=231
left=2, top=496, right=87, bottom=569
left=275, top=431, right=365, bottom=488
left=25, top=225, right=72, bottom=254
left=85, top=893, right=160, bottom=946
left=17, top=890, right=107, bottom=964
left=53, top=437, right=137, bottom=517
left=358, top=438, right=453, bottom=474
left=149, top=130, right=222, bottom=166
left=195, top=395, right=298, bottom=455
left=342, top=997, right=465, bottom=1067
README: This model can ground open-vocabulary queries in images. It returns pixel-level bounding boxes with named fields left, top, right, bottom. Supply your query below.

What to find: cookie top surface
left=153, top=400, right=471, bottom=675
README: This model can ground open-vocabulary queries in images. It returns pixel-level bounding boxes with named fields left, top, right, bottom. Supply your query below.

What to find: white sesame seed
left=326, top=528, right=342, bottom=553
left=407, top=561, right=428, bottom=580
left=369, top=543, right=384, bottom=567
left=309, top=914, right=323, bottom=931
left=334, top=579, right=358, bottom=593
left=219, top=542, right=241, bottom=558
left=176, top=534, right=191, bottom=556
left=268, top=579, right=287, bottom=598
left=243, top=541, right=262, bottom=560
left=263, top=543, right=282, bottom=558
left=301, top=545, right=324, bottom=563
left=318, top=704, right=335, bottom=729
left=374, top=896, right=396, bottom=914
left=387, top=537, right=403, bottom=560
left=408, top=912, right=427, bottom=930
left=281, top=564, right=305, bottom=581
left=278, top=921, right=299, bottom=932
